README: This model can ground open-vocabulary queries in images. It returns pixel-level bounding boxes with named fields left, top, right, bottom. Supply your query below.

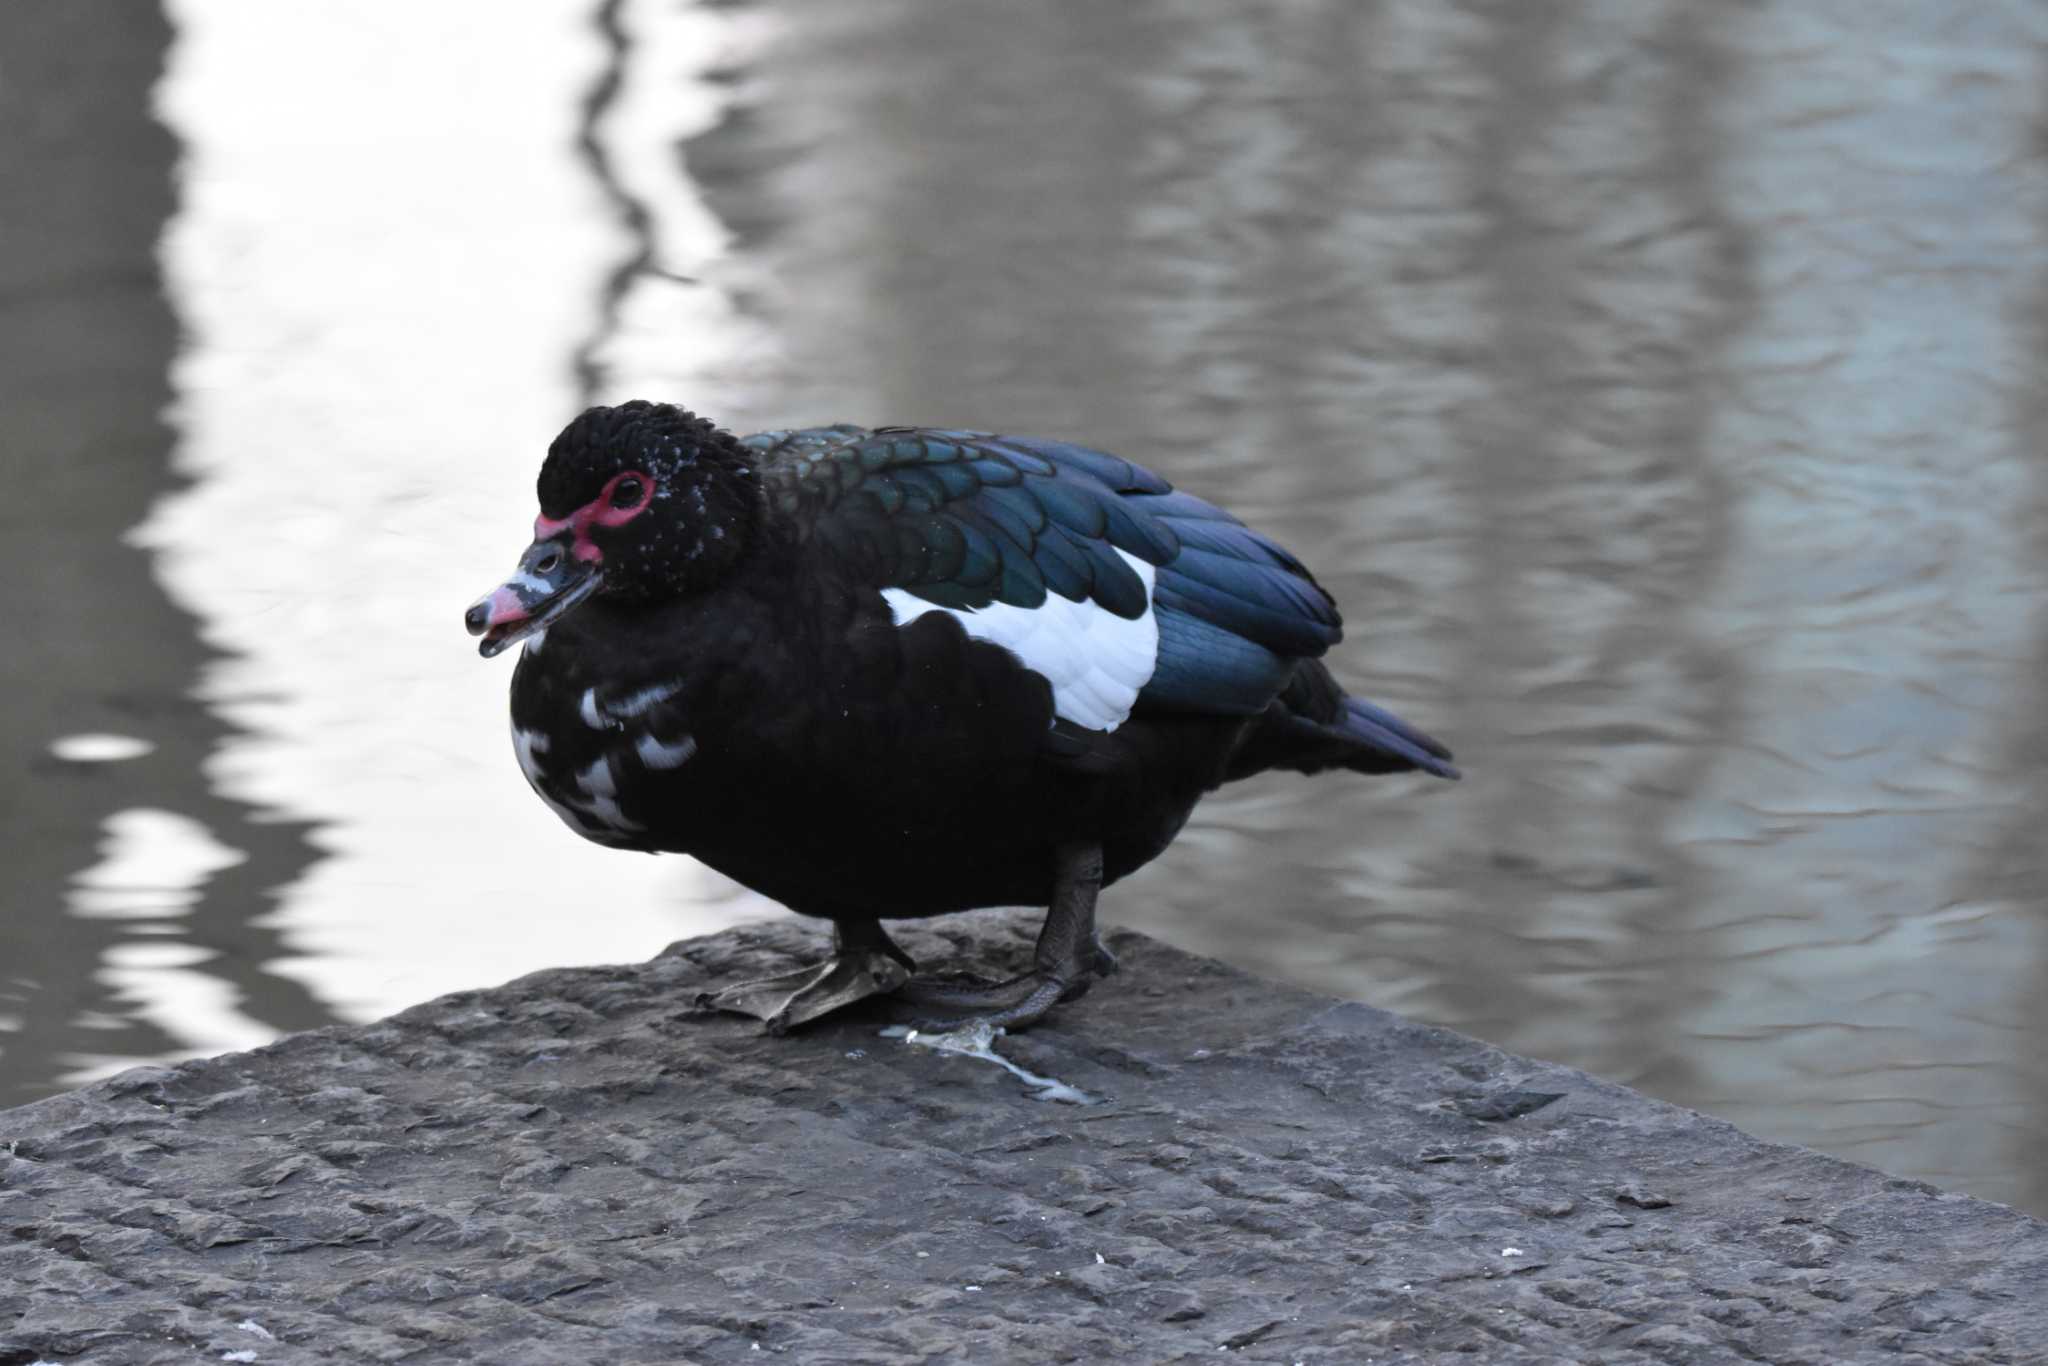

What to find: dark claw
left=891, top=843, right=1109, bottom=1034
left=894, top=972, right=1041, bottom=1014
left=1088, top=937, right=1119, bottom=978
left=906, top=975, right=1073, bottom=1034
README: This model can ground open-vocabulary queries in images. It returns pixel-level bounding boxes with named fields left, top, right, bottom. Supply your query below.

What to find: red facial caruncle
left=533, top=470, right=655, bottom=563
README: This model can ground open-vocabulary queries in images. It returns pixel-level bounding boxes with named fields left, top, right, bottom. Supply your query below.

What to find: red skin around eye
left=532, top=470, right=654, bottom=563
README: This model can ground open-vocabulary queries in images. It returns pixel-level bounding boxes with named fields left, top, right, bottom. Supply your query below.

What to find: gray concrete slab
left=3, top=911, right=2044, bottom=1364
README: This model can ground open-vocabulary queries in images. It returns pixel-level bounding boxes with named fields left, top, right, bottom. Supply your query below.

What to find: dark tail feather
left=1337, top=697, right=1459, bottom=779
left=1224, top=667, right=1460, bottom=782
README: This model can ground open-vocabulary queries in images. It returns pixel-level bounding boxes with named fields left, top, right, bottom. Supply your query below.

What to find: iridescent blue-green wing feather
left=751, top=426, right=1177, bottom=617
left=746, top=425, right=1453, bottom=777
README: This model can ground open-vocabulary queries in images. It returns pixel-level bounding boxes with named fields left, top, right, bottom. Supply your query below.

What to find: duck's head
left=466, top=401, right=757, bottom=657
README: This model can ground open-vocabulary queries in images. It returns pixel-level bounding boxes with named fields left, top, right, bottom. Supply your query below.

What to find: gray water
left=5, top=0, right=2047, bottom=1214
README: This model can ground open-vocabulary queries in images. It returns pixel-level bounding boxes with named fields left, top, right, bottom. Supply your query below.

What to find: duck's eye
left=611, top=477, right=645, bottom=508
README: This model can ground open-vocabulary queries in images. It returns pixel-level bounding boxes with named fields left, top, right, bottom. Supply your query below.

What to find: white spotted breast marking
left=634, top=733, right=698, bottom=769
left=572, top=756, right=642, bottom=833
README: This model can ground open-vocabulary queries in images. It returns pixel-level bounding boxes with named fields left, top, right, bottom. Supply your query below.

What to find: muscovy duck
left=465, top=402, right=1457, bottom=1033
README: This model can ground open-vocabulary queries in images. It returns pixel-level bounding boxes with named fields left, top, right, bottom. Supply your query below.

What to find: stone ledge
left=2, top=910, right=2043, bottom=1364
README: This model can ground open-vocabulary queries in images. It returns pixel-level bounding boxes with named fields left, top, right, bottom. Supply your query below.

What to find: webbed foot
left=697, top=920, right=914, bottom=1034
left=898, top=972, right=1082, bottom=1033
left=897, top=845, right=1110, bottom=1034
left=895, top=937, right=1113, bottom=1015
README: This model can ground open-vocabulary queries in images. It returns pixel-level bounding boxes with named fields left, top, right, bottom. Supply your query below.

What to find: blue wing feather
left=749, top=423, right=1452, bottom=770
left=758, top=424, right=1348, bottom=716
left=1029, top=521, right=1098, bottom=602
left=1161, top=547, right=1340, bottom=647
left=1144, top=609, right=1296, bottom=713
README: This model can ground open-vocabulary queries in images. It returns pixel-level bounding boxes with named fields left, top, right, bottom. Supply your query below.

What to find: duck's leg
left=898, top=842, right=1109, bottom=1031
left=697, top=918, right=915, bottom=1035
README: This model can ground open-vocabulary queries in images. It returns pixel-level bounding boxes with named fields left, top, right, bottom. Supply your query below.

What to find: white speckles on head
left=634, top=732, right=698, bottom=769
left=881, top=550, right=1159, bottom=732
left=579, top=687, right=603, bottom=728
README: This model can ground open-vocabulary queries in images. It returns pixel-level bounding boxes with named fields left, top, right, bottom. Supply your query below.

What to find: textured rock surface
left=3, top=912, right=2045, bottom=1364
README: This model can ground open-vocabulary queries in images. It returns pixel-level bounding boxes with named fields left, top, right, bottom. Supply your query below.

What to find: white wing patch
left=881, top=550, right=1159, bottom=732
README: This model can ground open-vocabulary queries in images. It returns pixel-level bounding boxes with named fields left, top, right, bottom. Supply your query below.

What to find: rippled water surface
left=5, top=0, right=2047, bottom=1214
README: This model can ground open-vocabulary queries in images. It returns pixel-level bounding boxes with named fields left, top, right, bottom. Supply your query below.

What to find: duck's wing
left=746, top=425, right=1344, bottom=730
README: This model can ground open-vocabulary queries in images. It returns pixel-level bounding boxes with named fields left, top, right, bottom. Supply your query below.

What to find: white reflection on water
left=67, top=940, right=278, bottom=1087
left=62, top=810, right=262, bottom=1082
left=69, top=808, right=243, bottom=920
left=140, top=0, right=777, bottom=1029
left=580, top=0, right=780, bottom=401
left=49, top=734, right=158, bottom=763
